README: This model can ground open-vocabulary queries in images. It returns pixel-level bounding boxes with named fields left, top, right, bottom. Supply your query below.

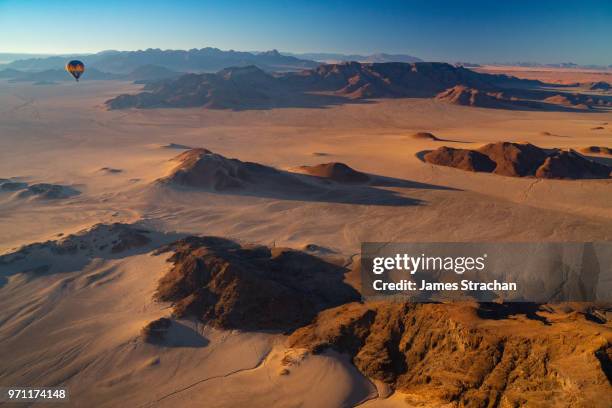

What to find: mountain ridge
left=105, top=62, right=611, bottom=111
left=0, top=47, right=319, bottom=74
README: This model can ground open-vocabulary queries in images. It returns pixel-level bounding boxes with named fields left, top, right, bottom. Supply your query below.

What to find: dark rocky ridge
left=434, top=85, right=511, bottom=108
left=288, top=301, right=612, bottom=407
left=284, top=61, right=500, bottom=98
left=154, top=236, right=360, bottom=331
left=148, top=235, right=612, bottom=406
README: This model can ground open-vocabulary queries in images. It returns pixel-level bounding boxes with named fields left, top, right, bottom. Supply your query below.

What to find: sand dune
left=156, top=148, right=420, bottom=206
left=158, top=148, right=315, bottom=192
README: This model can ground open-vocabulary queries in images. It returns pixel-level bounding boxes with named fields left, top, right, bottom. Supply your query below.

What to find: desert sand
left=475, top=65, right=612, bottom=85
left=0, top=77, right=611, bottom=407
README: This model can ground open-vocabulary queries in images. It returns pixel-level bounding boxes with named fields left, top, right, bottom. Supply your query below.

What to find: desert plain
left=0, top=66, right=611, bottom=407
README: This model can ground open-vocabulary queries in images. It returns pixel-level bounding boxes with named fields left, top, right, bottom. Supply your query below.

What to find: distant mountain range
left=0, top=53, right=56, bottom=64
left=2, top=49, right=610, bottom=76
left=0, top=48, right=427, bottom=84
left=281, top=52, right=422, bottom=63
left=0, top=65, right=182, bottom=83
left=0, top=48, right=319, bottom=74
left=3, top=48, right=609, bottom=88
left=103, top=62, right=612, bottom=112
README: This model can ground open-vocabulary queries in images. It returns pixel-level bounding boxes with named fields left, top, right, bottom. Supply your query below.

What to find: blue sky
left=0, top=0, right=610, bottom=64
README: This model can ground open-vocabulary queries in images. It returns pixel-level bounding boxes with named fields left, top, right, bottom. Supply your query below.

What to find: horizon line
left=0, top=48, right=610, bottom=68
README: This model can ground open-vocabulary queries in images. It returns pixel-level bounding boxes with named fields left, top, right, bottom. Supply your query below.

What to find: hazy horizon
left=1, top=0, right=611, bottom=66
left=0, top=48, right=610, bottom=68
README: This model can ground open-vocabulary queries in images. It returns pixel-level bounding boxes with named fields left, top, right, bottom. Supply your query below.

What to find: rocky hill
left=282, top=62, right=500, bottom=98
left=106, top=66, right=285, bottom=109
left=288, top=301, right=612, bottom=407
left=423, top=142, right=612, bottom=179
left=157, top=148, right=315, bottom=193
left=148, top=235, right=612, bottom=406
left=434, top=85, right=511, bottom=108
left=154, top=236, right=360, bottom=331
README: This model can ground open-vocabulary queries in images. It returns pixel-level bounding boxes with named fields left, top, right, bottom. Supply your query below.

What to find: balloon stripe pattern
left=66, top=60, right=85, bottom=81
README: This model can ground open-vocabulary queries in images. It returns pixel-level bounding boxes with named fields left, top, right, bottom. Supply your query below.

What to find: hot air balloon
left=65, top=60, right=85, bottom=82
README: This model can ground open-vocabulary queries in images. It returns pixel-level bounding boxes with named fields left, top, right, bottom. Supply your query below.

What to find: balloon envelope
left=66, top=60, right=85, bottom=81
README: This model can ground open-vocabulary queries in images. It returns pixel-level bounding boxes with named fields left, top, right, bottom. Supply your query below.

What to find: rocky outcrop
left=0, top=180, right=80, bottom=199
left=589, top=81, right=611, bottom=91
left=543, top=93, right=612, bottom=109
left=0, top=223, right=152, bottom=265
left=422, top=147, right=496, bottom=172
left=106, top=66, right=279, bottom=109
left=435, top=85, right=509, bottom=108
left=424, top=142, right=611, bottom=179
left=154, top=236, right=360, bottom=331
left=289, top=301, right=612, bottom=407
left=478, top=142, right=548, bottom=177
left=535, top=150, right=612, bottom=179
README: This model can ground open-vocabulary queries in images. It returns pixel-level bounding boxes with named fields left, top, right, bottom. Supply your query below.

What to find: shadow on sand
left=160, top=167, right=459, bottom=208
left=160, top=320, right=210, bottom=348
left=476, top=303, right=551, bottom=325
